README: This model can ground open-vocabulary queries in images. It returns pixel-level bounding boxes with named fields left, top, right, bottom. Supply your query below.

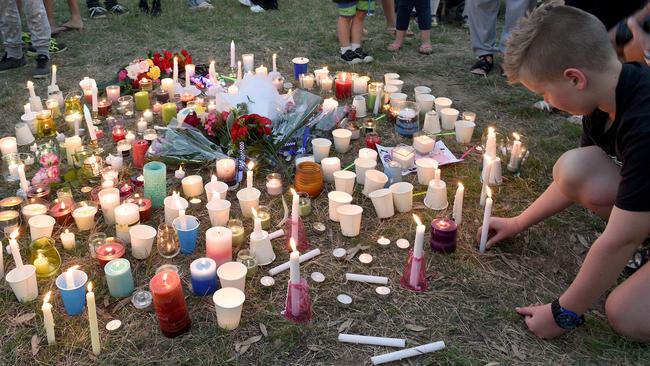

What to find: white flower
left=126, top=63, right=141, bottom=79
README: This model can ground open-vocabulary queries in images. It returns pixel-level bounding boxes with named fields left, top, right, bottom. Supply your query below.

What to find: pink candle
left=95, top=240, right=125, bottom=268
left=205, top=227, right=232, bottom=268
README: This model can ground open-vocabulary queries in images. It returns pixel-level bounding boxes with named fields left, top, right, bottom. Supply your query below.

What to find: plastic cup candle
left=358, top=148, right=378, bottom=161
left=415, top=93, right=435, bottom=115
left=479, top=187, right=493, bottom=253
left=335, top=72, right=352, bottom=100
left=105, top=258, right=134, bottom=298
left=430, top=218, right=457, bottom=253
left=328, top=191, right=353, bottom=222
left=191, top=258, right=218, bottom=296
left=362, top=170, right=389, bottom=196
left=353, top=75, right=369, bottom=94
left=452, top=183, right=464, bottom=225
left=150, top=270, right=191, bottom=338
left=333, top=170, right=356, bottom=195
left=336, top=204, right=363, bottom=237
left=311, top=138, right=332, bottom=163
left=217, top=261, right=247, bottom=291
left=129, top=224, right=156, bottom=259
left=416, top=158, right=437, bottom=186
left=212, top=287, right=246, bottom=330
left=386, top=78, right=404, bottom=92
left=60, top=229, right=76, bottom=250
left=207, top=199, right=231, bottom=227
left=164, top=192, right=189, bottom=225
left=440, top=108, right=459, bottom=131
left=369, top=189, right=395, bottom=219
left=206, top=226, right=233, bottom=268
left=354, top=158, right=377, bottom=185
left=29, top=214, right=56, bottom=241
left=455, top=120, right=476, bottom=144
left=55, top=266, right=87, bottom=316
left=321, top=157, right=341, bottom=183
left=265, top=173, right=283, bottom=195
left=173, top=213, right=200, bottom=254
left=332, top=128, right=352, bottom=153
left=205, top=178, right=229, bottom=202
left=182, top=175, right=204, bottom=198
left=390, top=182, right=414, bottom=213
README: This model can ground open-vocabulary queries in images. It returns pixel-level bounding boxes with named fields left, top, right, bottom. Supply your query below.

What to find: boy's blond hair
left=503, top=3, right=617, bottom=83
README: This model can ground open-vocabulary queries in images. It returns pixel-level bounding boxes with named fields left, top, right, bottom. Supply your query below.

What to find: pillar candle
left=114, top=203, right=140, bottom=244
left=206, top=227, right=232, bottom=268
left=132, top=140, right=149, bottom=168
left=150, top=270, right=191, bottom=337
left=161, top=78, right=174, bottom=96
left=98, top=188, right=120, bottom=224
left=479, top=187, right=493, bottom=253
left=237, top=61, right=242, bottom=80
left=291, top=189, right=299, bottom=240
left=242, top=54, right=254, bottom=73
left=86, top=282, right=101, bottom=355
left=255, top=65, right=268, bottom=77
left=161, top=102, right=177, bottom=124
left=105, top=258, right=134, bottom=298
left=190, top=258, right=218, bottom=296
left=17, top=164, right=29, bottom=193
left=41, top=291, right=55, bottom=345
left=134, top=91, right=150, bottom=111
left=91, top=86, right=98, bottom=113
left=72, top=201, right=97, bottom=231
left=143, top=161, right=167, bottom=208
left=430, top=218, right=457, bottom=253
left=182, top=175, right=204, bottom=198
left=173, top=57, right=178, bottom=85
left=65, top=136, right=82, bottom=166
left=335, top=72, right=352, bottom=100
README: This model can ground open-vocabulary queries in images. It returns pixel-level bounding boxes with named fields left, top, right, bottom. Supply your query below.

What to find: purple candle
left=430, top=218, right=457, bottom=253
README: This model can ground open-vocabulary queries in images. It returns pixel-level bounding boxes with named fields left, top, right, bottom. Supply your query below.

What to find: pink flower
left=139, top=60, right=149, bottom=73
left=118, top=69, right=128, bottom=81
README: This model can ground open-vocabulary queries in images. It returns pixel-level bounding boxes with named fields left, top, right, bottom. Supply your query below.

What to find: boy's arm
left=559, top=207, right=650, bottom=315
left=514, top=182, right=574, bottom=231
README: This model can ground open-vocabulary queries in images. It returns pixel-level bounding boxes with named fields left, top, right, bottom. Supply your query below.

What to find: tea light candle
left=49, top=199, right=73, bottom=225
left=106, top=85, right=120, bottom=102
left=479, top=187, right=493, bottom=253
left=95, top=239, right=125, bottom=268
left=60, top=229, right=76, bottom=250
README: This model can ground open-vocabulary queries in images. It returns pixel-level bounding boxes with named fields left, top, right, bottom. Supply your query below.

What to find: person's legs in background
left=498, top=0, right=535, bottom=52
left=430, top=0, right=440, bottom=26
left=383, top=0, right=397, bottom=32
left=467, top=0, right=498, bottom=74
left=0, top=0, right=28, bottom=71
left=61, top=0, right=83, bottom=29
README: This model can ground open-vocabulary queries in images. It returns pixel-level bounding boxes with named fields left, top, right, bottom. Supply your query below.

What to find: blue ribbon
left=238, top=141, right=246, bottom=182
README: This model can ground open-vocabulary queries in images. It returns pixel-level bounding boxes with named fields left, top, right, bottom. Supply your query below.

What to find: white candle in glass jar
left=413, top=134, right=435, bottom=155
left=22, top=203, right=48, bottom=222
left=114, top=203, right=140, bottom=244
left=242, top=54, right=254, bottom=73
left=353, top=76, right=369, bottom=94
left=182, top=175, right=204, bottom=197
left=72, top=203, right=98, bottom=231
left=266, top=177, right=282, bottom=196
left=321, top=76, right=333, bottom=92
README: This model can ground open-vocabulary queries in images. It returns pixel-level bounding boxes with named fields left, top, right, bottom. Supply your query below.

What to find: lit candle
left=272, top=53, right=277, bottom=73
left=353, top=76, right=369, bottom=94
left=265, top=173, right=282, bottom=195
left=9, top=231, right=23, bottom=268
left=289, top=238, right=301, bottom=317
left=485, top=127, right=496, bottom=158
left=246, top=161, right=254, bottom=189
left=230, top=40, right=236, bottom=68
left=480, top=156, right=493, bottom=207
left=115, top=203, right=140, bottom=244
left=251, top=208, right=262, bottom=237
left=182, top=175, right=204, bottom=198
left=91, top=86, right=98, bottom=113
left=479, top=187, right=493, bottom=253
left=42, top=291, right=55, bottom=345
left=321, top=76, right=333, bottom=92
left=291, top=188, right=299, bottom=241
left=61, top=229, right=76, bottom=250
left=335, top=72, right=352, bottom=100
left=150, top=271, right=191, bottom=337
left=64, top=265, right=77, bottom=289
left=161, top=78, right=174, bottom=96
left=34, top=253, right=49, bottom=275
left=17, top=164, right=29, bottom=193
left=413, top=134, right=435, bottom=155
left=507, top=132, right=522, bottom=172
left=452, top=183, right=464, bottom=225
left=209, top=61, right=215, bottom=81
left=242, top=53, right=254, bottom=73
left=72, top=201, right=98, bottom=231
left=205, top=226, right=233, bottom=268
left=125, top=130, right=136, bottom=144
left=175, top=165, right=185, bottom=179
left=142, top=109, right=153, bottom=123
left=173, top=57, right=178, bottom=85
left=106, top=85, right=120, bottom=102
left=83, top=105, right=97, bottom=141
left=410, top=215, right=425, bottom=288
left=51, top=65, right=57, bottom=86
left=255, top=65, right=268, bottom=77
left=86, top=282, right=101, bottom=355
left=98, top=187, right=120, bottom=225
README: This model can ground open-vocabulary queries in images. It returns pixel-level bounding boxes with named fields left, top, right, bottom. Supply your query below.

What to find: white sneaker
left=238, top=0, right=251, bottom=6
left=195, top=2, right=214, bottom=9
left=250, top=4, right=265, bottom=12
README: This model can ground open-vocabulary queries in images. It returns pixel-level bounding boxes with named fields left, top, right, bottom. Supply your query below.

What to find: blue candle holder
left=143, top=161, right=167, bottom=208
left=190, top=258, right=219, bottom=296
left=394, top=101, right=420, bottom=137
left=105, top=258, right=135, bottom=298
left=384, top=160, right=402, bottom=186
left=55, top=269, right=88, bottom=316
left=292, top=57, right=309, bottom=80
left=173, top=215, right=200, bottom=254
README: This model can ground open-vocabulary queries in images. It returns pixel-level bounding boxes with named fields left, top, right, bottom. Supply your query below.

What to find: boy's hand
left=474, top=216, right=522, bottom=250
left=516, top=303, right=567, bottom=339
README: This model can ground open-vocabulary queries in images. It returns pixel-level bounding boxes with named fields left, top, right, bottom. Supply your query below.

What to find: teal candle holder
left=104, top=258, right=135, bottom=298
left=144, top=161, right=167, bottom=208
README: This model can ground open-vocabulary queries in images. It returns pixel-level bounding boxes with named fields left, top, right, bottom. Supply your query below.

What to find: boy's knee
left=606, top=293, right=650, bottom=341
left=553, top=148, right=588, bottom=191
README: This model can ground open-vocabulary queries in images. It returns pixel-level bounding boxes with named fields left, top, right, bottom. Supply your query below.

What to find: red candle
left=95, top=129, right=105, bottom=140
left=125, top=194, right=152, bottom=222
left=95, top=239, right=125, bottom=268
left=119, top=183, right=134, bottom=198
left=335, top=72, right=352, bottom=100
left=150, top=270, right=191, bottom=338
left=84, top=89, right=93, bottom=105
left=112, top=126, right=126, bottom=143
left=132, top=140, right=149, bottom=168
left=48, top=198, right=73, bottom=225
left=97, top=99, right=111, bottom=117
left=429, top=218, right=458, bottom=253
left=365, top=132, right=381, bottom=150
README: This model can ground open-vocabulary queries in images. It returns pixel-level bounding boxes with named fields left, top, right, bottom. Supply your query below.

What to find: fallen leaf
left=13, top=313, right=36, bottom=325
left=237, top=344, right=251, bottom=356
left=259, top=323, right=268, bottom=337
left=244, top=335, right=263, bottom=345
left=577, top=234, right=590, bottom=248
left=345, top=246, right=361, bottom=261
left=405, top=324, right=427, bottom=332
left=31, top=334, right=40, bottom=356
left=338, top=319, right=353, bottom=333
left=485, top=362, right=500, bottom=366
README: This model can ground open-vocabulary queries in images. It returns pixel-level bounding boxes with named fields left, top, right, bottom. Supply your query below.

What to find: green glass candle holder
left=143, top=161, right=167, bottom=208
left=29, top=237, right=62, bottom=278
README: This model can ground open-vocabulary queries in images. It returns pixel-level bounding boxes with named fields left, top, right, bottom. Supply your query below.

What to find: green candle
left=258, top=206, right=271, bottom=230
left=134, top=91, right=150, bottom=111
left=228, top=219, right=246, bottom=249
left=298, top=194, right=311, bottom=217
left=161, top=102, right=177, bottom=124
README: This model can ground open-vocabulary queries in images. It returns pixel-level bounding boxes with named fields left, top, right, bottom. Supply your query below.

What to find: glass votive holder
left=26, top=184, right=50, bottom=200
left=143, top=128, right=158, bottom=145
left=0, top=196, right=24, bottom=212
left=101, top=166, right=119, bottom=185
left=46, top=98, right=62, bottom=119
left=236, top=249, right=258, bottom=278
left=87, top=232, right=107, bottom=258
left=298, top=192, right=311, bottom=217
left=157, top=223, right=180, bottom=258
left=265, top=173, right=283, bottom=196
left=73, top=145, right=93, bottom=168
left=22, top=197, right=49, bottom=225
left=216, top=157, right=238, bottom=188
left=257, top=205, right=271, bottom=230
left=29, top=236, right=61, bottom=278
left=105, top=115, right=124, bottom=131
left=117, top=96, right=134, bottom=118
left=56, top=186, right=73, bottom=201
left=228, top=219, right=246, bottom=251
left=112, top=124, right=127, bottom=143
left=153, top=89, right=170, bottom=103
left=506, top=133, right=529, bottom=175
left=94, top=236, right=126, bottom=268
left=299, top=73, right=315, bottom=90
left=2, top=152, right=21, bottom=181
left=364, top=132, right=381, bottom=150
left=106, top=85, right=121, bottom=103
left=97, top=98, right=111, bottom=117
left=64, top=91, right=83, bottom=115
left=36, top=110, right=56, bottom=138
left=117, top=140, right=132, bottom=158
left=392, top=144, right=416, bottom=170
left=394, top=101, right=420, bottom=137
left=0, top=210, right=21, bottom=238
left=82, top=153, right=104, bottom=179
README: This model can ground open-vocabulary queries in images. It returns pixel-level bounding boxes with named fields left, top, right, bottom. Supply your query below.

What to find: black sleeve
left=580, top=116, right=595, bottom=147
left=615, top=131, right=650, bottom=211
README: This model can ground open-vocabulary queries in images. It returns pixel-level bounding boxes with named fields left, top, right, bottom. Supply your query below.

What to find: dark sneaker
left=110, top=4, right=128, bottom=14
left=33, top=54, right=50, bottom=79
left=89, top=6, right=108, bottom=18
left=341, top=49, right=362, bottom=64
left=625, top=247, right=650, bottom=275
left=26, top=38, right=67, bottom=56
left=0, top=53, right=27, bottom=72
left=354, top=48, right=374, bottom=63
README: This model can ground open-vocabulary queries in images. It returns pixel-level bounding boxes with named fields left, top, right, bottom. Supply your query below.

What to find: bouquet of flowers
left=114, top=49, right=192, bottom=94
left=31, top=152, right=60, bottom=186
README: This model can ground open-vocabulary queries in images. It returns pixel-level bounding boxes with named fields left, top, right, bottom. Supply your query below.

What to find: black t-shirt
left=565, top=0, right=646, bottom=30
left=581, top=62, right=650, bottom=212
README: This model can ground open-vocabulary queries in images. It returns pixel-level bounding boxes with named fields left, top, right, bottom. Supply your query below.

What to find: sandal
left=418, top=44, right=433, bottom=55
left=470, top=54, right=494, bottom=76
left=387, top=42, right=402, bottom=52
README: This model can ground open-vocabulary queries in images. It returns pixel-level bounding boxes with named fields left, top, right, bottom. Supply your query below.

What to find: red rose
left=163, top=50, right=172, bottom=60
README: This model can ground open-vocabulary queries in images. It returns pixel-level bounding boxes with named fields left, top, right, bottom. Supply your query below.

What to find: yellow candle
left=134, top=91, right=150, bottom=111
left=34, top=253, right=49, bottom=275
left=161, top=102, right=177, bottom=124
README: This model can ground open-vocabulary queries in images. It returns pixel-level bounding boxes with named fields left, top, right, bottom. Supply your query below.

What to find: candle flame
left=412, top=214, right=423, bottom=226
left=141, top=77, right=149, bottom=82
left=37, top=252, right=45, bottom=260
left=247, top=161, right=254, bottom=171
left=290, top=188, right=297, bottom=197
left=138, top=175, right=144, bottom=182
left=64, top=228, right=70, bottom=234
left=37, top=187, right=43, bottom=193
left=211, top=174, right=218, bottom=182
left=464, top=115, right=472, bottom=121
left=162, top=272, right=168, bottom=284
left=458, top=182, right=464, bottom=189
left=488, top=127, right=495, bottom=134
left=487, top=186, right=492, bottom=198
left=289, top=237, right=297, bottom=253
left=87, top=282, right=93, bottom=292
left=44, top=291, right=51, bottom=304
left=60, top=201, right=66, bottom=210
left=513, top=132, right=520, bottom=141
left=27, top=80, right=33, bottom=88
left=10, top=229, right=18, bottom=240
left=251, top=207, right=258, bottom=218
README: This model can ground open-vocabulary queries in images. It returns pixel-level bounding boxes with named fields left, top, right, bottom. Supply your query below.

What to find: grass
left=1, top=0, right=649, bottom=364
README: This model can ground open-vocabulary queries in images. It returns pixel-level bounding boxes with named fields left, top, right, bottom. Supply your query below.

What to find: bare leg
left=606, top=260, right=650, bottom=341
left=43, top=0, right=58, bottom=30
left=421, top=29, right=431, bottom=45
left=351, top=11, right=366, bottom=45
left=382, top=0, right=396, bottom=30
left=62, top=0, right=84, bottom=29
left=337, top=16, right=353, bottom=48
